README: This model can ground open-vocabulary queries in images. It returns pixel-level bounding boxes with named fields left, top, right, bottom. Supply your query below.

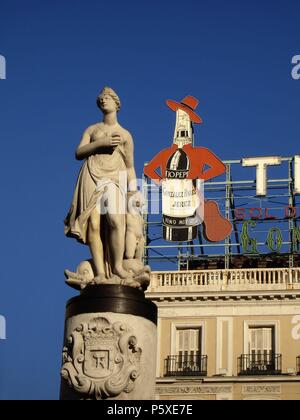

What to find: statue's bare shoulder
left=119, top=126, right=133, bottom=143
left=77, top=123, right=101, bottom=150
left=84, top=123, right=102, bottom=136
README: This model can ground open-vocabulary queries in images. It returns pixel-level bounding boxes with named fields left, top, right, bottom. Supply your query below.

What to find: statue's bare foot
left=94, top=274, right=107, bottom=285
left=112, top=266, right=130, bottom=279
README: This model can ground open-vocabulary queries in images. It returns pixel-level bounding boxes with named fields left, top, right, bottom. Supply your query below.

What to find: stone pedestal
left=60, top=285, right=157, bottom=401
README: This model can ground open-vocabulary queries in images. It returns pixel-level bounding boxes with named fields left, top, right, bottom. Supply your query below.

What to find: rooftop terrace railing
left=148, top=268, right=300, bottom=293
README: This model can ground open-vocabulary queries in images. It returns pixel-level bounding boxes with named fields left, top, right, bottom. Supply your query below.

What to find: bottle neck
left=173, top=109, right=194, bottom=148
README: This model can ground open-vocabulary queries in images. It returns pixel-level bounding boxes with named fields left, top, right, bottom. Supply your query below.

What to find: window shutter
left=248, top=327, right=274, bottom=355
left=176, top=328, right=201, bottom=355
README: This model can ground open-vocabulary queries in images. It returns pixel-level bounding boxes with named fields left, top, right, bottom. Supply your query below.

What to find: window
left=166, top=323, right=207, bottom=377
left=239, top=325, right=281, bottom=375
left=248, top=326, right=275, bottom=357
left=176, top=328, right=201, bottom=370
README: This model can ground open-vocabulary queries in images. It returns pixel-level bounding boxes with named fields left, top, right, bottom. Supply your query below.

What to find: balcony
left=148, top=268, right=300, bottom=294
left=297, top=357, right=300, bottom=375
left=238, top=353, right=282, bottom=376
left=164, top=355, right=208, bottom=377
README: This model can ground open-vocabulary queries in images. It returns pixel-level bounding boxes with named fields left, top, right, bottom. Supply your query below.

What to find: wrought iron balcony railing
left=164, top=355, right=208, bottom=377
left=297, top=356, right=300, bottom=375
left=238, top=353, right=282, bottom=376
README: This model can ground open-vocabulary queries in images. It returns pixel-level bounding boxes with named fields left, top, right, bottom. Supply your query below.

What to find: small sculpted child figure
left=122, top=194, right=151, bottom=290
left=125, top=194, right=145, bottom=261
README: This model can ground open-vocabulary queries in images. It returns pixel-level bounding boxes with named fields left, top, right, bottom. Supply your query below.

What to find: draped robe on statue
left=64, top=143, right=127, bottom=277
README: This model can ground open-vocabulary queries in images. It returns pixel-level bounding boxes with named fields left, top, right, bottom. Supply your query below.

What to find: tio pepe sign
left=144, top=95, right=233, bottom=243
left=242, top=156, right=300, bottom=196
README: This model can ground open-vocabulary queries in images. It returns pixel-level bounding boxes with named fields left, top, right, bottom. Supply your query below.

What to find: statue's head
left=96, top=87, right=121, bottom=113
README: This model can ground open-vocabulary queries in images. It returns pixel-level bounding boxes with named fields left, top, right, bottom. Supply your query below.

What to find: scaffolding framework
left=143, top=157, right=300, bottom=271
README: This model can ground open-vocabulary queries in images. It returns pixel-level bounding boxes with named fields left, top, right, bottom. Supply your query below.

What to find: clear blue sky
left=0, top=0, right=299, bottom=400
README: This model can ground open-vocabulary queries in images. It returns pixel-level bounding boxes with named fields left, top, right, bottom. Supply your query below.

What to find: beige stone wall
left=158, top=313, right=300, bottom=377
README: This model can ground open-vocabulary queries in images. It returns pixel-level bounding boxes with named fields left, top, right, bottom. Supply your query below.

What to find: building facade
left=146, top=267, right=300, bottom=400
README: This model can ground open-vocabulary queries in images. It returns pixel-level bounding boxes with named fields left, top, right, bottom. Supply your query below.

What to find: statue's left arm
left=123, top=132, right=138, bottom=192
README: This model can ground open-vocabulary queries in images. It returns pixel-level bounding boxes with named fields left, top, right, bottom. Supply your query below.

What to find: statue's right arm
left=75, top=127, right=111, bottom=160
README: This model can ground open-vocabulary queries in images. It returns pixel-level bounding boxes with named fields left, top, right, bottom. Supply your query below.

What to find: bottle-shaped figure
left=163, top=108, right=203, bottom=241
left=144, top=96, right=232, bottom=243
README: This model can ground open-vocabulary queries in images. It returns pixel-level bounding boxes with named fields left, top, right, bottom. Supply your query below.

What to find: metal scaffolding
left=143, top=157, right=300, bottom=271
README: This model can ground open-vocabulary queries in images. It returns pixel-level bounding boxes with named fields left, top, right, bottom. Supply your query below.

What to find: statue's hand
left=111, top=133, right=123, bottom=147
left=91, top=130, right=122, bottom=148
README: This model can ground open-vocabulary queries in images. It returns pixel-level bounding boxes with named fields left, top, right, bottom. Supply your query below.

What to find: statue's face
left=100, top=94, right=117, bottom=113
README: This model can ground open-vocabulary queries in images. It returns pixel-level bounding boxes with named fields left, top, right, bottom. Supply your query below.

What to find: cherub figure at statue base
left=65, top=259, right=151, bottom=291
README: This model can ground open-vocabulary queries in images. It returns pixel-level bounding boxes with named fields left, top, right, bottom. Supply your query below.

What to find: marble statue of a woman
left=64, top=87, right=150, bottom=290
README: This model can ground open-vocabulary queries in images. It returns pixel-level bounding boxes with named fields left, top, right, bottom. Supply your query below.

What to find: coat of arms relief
left=61, top=317, right=142, bottom=400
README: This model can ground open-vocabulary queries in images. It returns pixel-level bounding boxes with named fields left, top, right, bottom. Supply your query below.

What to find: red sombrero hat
left=166, top=96, right=203, bottom=124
